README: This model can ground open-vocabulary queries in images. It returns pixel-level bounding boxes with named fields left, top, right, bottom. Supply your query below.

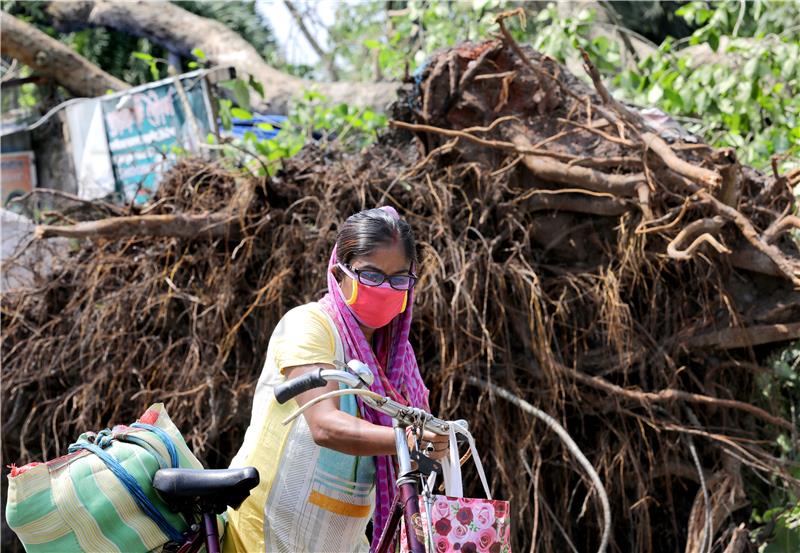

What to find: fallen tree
left=44, top=0, right=396, bottom=112
left=0, top=12, right=128, bottom=97
left=3, top=28, right=799, bottom=553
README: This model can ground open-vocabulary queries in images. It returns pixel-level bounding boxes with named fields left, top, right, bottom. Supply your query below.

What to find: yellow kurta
left=223, top=303, right=375, bottom=553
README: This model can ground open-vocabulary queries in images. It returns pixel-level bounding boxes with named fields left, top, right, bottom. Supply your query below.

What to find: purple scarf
left=318, top=237, right=429, bottom=550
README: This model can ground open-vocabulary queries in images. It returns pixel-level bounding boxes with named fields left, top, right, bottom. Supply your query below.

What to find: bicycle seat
left=153, top=467, right=259, bottom=514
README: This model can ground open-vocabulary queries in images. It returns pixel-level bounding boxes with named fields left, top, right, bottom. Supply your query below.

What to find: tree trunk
left=0, top=11, right=128, bottom=97
left=46, top=0, right=397, bottom=113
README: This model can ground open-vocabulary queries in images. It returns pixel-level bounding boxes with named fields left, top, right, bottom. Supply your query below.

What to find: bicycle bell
left=347, top=359, right=375, bottom=387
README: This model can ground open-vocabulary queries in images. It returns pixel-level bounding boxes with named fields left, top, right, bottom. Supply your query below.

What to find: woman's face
left=339, top=241, right=411, bottom=302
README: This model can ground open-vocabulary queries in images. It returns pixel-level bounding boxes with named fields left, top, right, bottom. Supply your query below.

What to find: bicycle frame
left=372, top=423, right=429, bottom=553
left=162, top=512, right=221, bottom=553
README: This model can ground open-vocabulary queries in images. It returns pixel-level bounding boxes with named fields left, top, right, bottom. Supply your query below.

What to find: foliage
left=328, top=0, right=513, bottom=81
left=214, top=78, right=387, bottom=176
left=616, top=1, right=800, bottom=170
left=498, top=1, right=799, bottom=171
left=749, top=342, right=800, bottom=551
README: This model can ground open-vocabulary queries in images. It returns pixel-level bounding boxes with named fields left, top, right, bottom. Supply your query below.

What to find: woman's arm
left=283, top=363, right=448, bottom=458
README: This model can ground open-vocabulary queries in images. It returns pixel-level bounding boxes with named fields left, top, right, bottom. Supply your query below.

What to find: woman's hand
left=409, top=429, right=450, bottom=461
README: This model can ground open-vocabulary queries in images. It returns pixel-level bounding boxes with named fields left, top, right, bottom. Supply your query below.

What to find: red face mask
left=339, top=268, right=408, bottom=329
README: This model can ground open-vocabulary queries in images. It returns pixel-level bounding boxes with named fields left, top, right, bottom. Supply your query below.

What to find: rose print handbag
left=401, top=422, right=512, bottom=553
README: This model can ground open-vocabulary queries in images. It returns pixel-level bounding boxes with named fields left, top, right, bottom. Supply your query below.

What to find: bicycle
left=273, top=359, right=481, bottom=553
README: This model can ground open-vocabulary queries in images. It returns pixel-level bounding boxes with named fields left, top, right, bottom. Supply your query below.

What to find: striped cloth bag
left=6, top=403, right=203, bottom=553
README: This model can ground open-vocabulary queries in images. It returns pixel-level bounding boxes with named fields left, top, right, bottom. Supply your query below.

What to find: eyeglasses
left=338, top=263, right=417, bottom=291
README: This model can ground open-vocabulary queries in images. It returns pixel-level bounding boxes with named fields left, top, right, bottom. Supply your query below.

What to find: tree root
left=699, top=190, right=800, bottom=286
left=641, top=133, right=722, bottom=189
left=465, top=376, right=611, bottom=553
left=35, top=212, right=240, bottom=241
left=565, top=367, right=793, bottom=431
left=683, top=322, right=800, bottom=349
left=513, top=135, right=643, bottom=196
left=666, top=217, right=730, bottom=260
left=515, top=192, right=630, bottom=217
left=764, top=214, right=800, bottom=244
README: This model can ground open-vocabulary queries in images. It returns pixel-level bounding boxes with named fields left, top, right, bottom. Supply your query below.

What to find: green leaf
left=191, top=48, right=206, bottom=60
left=218, top=99, right=233, bottom=130
left=663, top=88, right=682, bottom=109
left=230, top=107, right=253, bottom=120
left=782, top=58, right=796, bottom=80
left=149, top=63, right=160, bottom=81
left=363, top=39, right=382, bottom=49
left=232, top=79, right=251, bottom=111
left=187, top=61, right=199, bottom=69
left=243, top=130, right=258, bottom=143
left=248, top=75, right=266, bottom=99
left=708, top=32, right=720, bottom=52
left=132, top=52, right=154, bottom=62
left=256, top=122, right=275, bottom=132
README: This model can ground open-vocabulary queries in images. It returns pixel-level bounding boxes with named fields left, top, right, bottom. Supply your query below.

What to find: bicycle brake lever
left=409, top=450, right=442, bottom=479
left=334, top=359, right=375, bottom=388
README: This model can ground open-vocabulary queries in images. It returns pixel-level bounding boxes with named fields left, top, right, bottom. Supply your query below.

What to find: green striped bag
left=6, top=403, right=203, bottom=553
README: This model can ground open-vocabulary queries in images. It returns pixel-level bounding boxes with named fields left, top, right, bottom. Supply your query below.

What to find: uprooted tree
left=3, top=12, right=800, bottom=553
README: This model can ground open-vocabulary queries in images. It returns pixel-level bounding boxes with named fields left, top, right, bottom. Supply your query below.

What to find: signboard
left=1, top=151, right=36, bottom=206
left=101, top=76, right=213, bottom=204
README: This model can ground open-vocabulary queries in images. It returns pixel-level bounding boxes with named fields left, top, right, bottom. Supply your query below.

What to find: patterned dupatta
left=318, top=237, right=429, bottom=550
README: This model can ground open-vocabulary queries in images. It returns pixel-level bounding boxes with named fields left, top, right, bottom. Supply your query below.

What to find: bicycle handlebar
left=274, top=362, right=463, bottom=436
left=274, top=368, right=344, bottom=403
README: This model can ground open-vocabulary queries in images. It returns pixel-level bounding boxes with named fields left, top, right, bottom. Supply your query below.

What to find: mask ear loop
left=401, top=260, right=415, bottom=314
left=332, top=264, right=359, bottom=305
left=346, top=279, right=358, bottom=305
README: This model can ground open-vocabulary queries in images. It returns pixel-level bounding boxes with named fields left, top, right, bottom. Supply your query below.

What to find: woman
left=224, top=207, right=448, bottom=553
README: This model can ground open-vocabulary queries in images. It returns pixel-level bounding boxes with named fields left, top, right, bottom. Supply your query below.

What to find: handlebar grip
left=274, top=369, right=327, bottom=404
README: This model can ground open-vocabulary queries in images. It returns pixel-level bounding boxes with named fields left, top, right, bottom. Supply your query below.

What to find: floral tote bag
left=400, top=422, right=512, bottom=553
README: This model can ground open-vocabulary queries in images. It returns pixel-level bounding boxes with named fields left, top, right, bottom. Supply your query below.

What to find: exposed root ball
left=3, top=40, right=799, bottom=553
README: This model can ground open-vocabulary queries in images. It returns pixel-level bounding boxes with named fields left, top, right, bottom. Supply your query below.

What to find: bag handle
left=443, top=421, right=492, bottom=500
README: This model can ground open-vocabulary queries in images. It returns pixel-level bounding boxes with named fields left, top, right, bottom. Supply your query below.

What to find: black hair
left=336, top=208, right=416, bottom=267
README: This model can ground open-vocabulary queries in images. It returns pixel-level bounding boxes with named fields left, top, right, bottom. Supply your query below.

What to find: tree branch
left=282, top=0, right=339, bottom=80
left=0, top=11, right=128, bottom=97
